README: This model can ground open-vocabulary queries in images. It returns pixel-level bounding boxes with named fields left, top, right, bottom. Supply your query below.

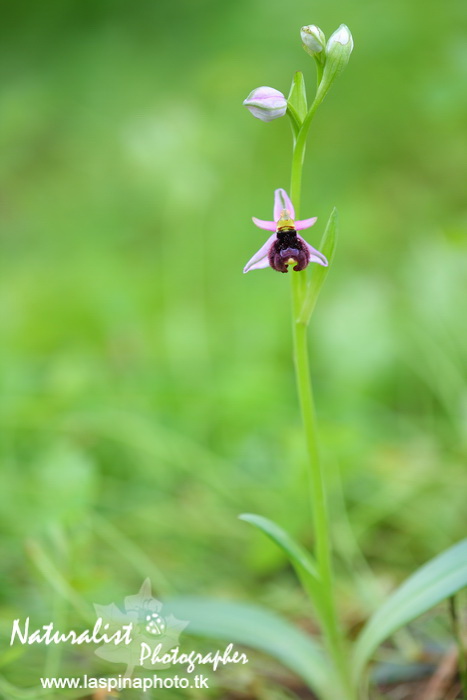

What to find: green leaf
left=166, top=597, right=334, bottom=699
left=286, top=105, right=301, bottom=139
left=239, top=513, right=326, bottom=619
left=240, top=513, right=319, bottom=578
left=353, top=539, right=467, bottom=682
left=298, top=207, right=338, bottom=324
left=288, top=71, right=308, bottom=123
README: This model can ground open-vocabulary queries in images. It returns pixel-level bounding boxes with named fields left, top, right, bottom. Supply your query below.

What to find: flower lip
left=269, top=230, right=310, bottom=272
left=243, top=189, right=328, bottom=274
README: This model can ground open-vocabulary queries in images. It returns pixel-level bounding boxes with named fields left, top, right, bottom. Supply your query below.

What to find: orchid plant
left=169, top=22, right=467, bottom=700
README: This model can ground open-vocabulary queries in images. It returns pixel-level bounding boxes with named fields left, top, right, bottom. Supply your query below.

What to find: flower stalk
left=289, top=90, right=355, bottom=700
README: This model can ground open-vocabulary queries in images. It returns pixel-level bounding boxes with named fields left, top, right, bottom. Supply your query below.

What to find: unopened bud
left=316, top=24, right=354, bottom=101
left=300, top=25, right=326, bottom=59
left=325, top=24, right=353, bottom=76
left=243, top=86, right=287, bottom=122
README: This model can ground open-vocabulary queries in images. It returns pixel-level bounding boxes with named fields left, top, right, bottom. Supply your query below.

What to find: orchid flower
left=243, top=189, right=328, bottom=273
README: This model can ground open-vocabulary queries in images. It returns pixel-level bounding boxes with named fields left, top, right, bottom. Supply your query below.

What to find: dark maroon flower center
left=268, top=229, right=310, bottom=273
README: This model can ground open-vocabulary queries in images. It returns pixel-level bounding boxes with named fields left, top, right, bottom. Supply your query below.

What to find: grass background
left=0, top=0, right=466, bottom=697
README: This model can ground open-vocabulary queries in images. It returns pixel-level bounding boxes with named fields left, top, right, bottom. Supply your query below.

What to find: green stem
left=315, top=60, right=324, bottom=88
left=290, top=95, right=322, bottom=217
left=289, top=100, right=356, bottom=700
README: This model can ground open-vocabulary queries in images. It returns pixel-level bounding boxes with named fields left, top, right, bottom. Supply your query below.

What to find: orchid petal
left=294, top=217, right=318, bottom=231
left=243, top=232, right=276, bottom=273
left=252, top=217, right=277, bottom=231
left=244, top=256, right=271, bottom=273
left=308, top=253, right=328, bottom=266
left=274, top=189, right=295, bottom=221
left=299, top=236, right=328, bottom=267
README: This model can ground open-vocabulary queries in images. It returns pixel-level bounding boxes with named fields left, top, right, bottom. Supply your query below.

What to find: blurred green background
left=1, top=0, right=466, bottom=697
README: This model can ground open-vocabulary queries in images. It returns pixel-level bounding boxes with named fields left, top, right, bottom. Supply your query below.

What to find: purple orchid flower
left=243, top=189, right=328, bottom=273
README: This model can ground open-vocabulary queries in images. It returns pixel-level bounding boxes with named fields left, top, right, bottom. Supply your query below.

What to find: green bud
left=325, top=24, right=353, bottom=78
left=300, top=25, right=326, bottom=60
left=317, top=24, right=354, bottom=101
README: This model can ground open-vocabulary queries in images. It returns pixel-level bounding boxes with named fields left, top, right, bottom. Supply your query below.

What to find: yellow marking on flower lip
left=276, top=210, right=295, bottom=231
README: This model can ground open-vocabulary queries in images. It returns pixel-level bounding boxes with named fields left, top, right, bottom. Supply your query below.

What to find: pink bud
left=243, top=86, right=287, bottom=122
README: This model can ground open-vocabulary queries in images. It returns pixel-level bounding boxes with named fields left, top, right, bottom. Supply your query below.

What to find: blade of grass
left=353, top=539, right=467, bottom=682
